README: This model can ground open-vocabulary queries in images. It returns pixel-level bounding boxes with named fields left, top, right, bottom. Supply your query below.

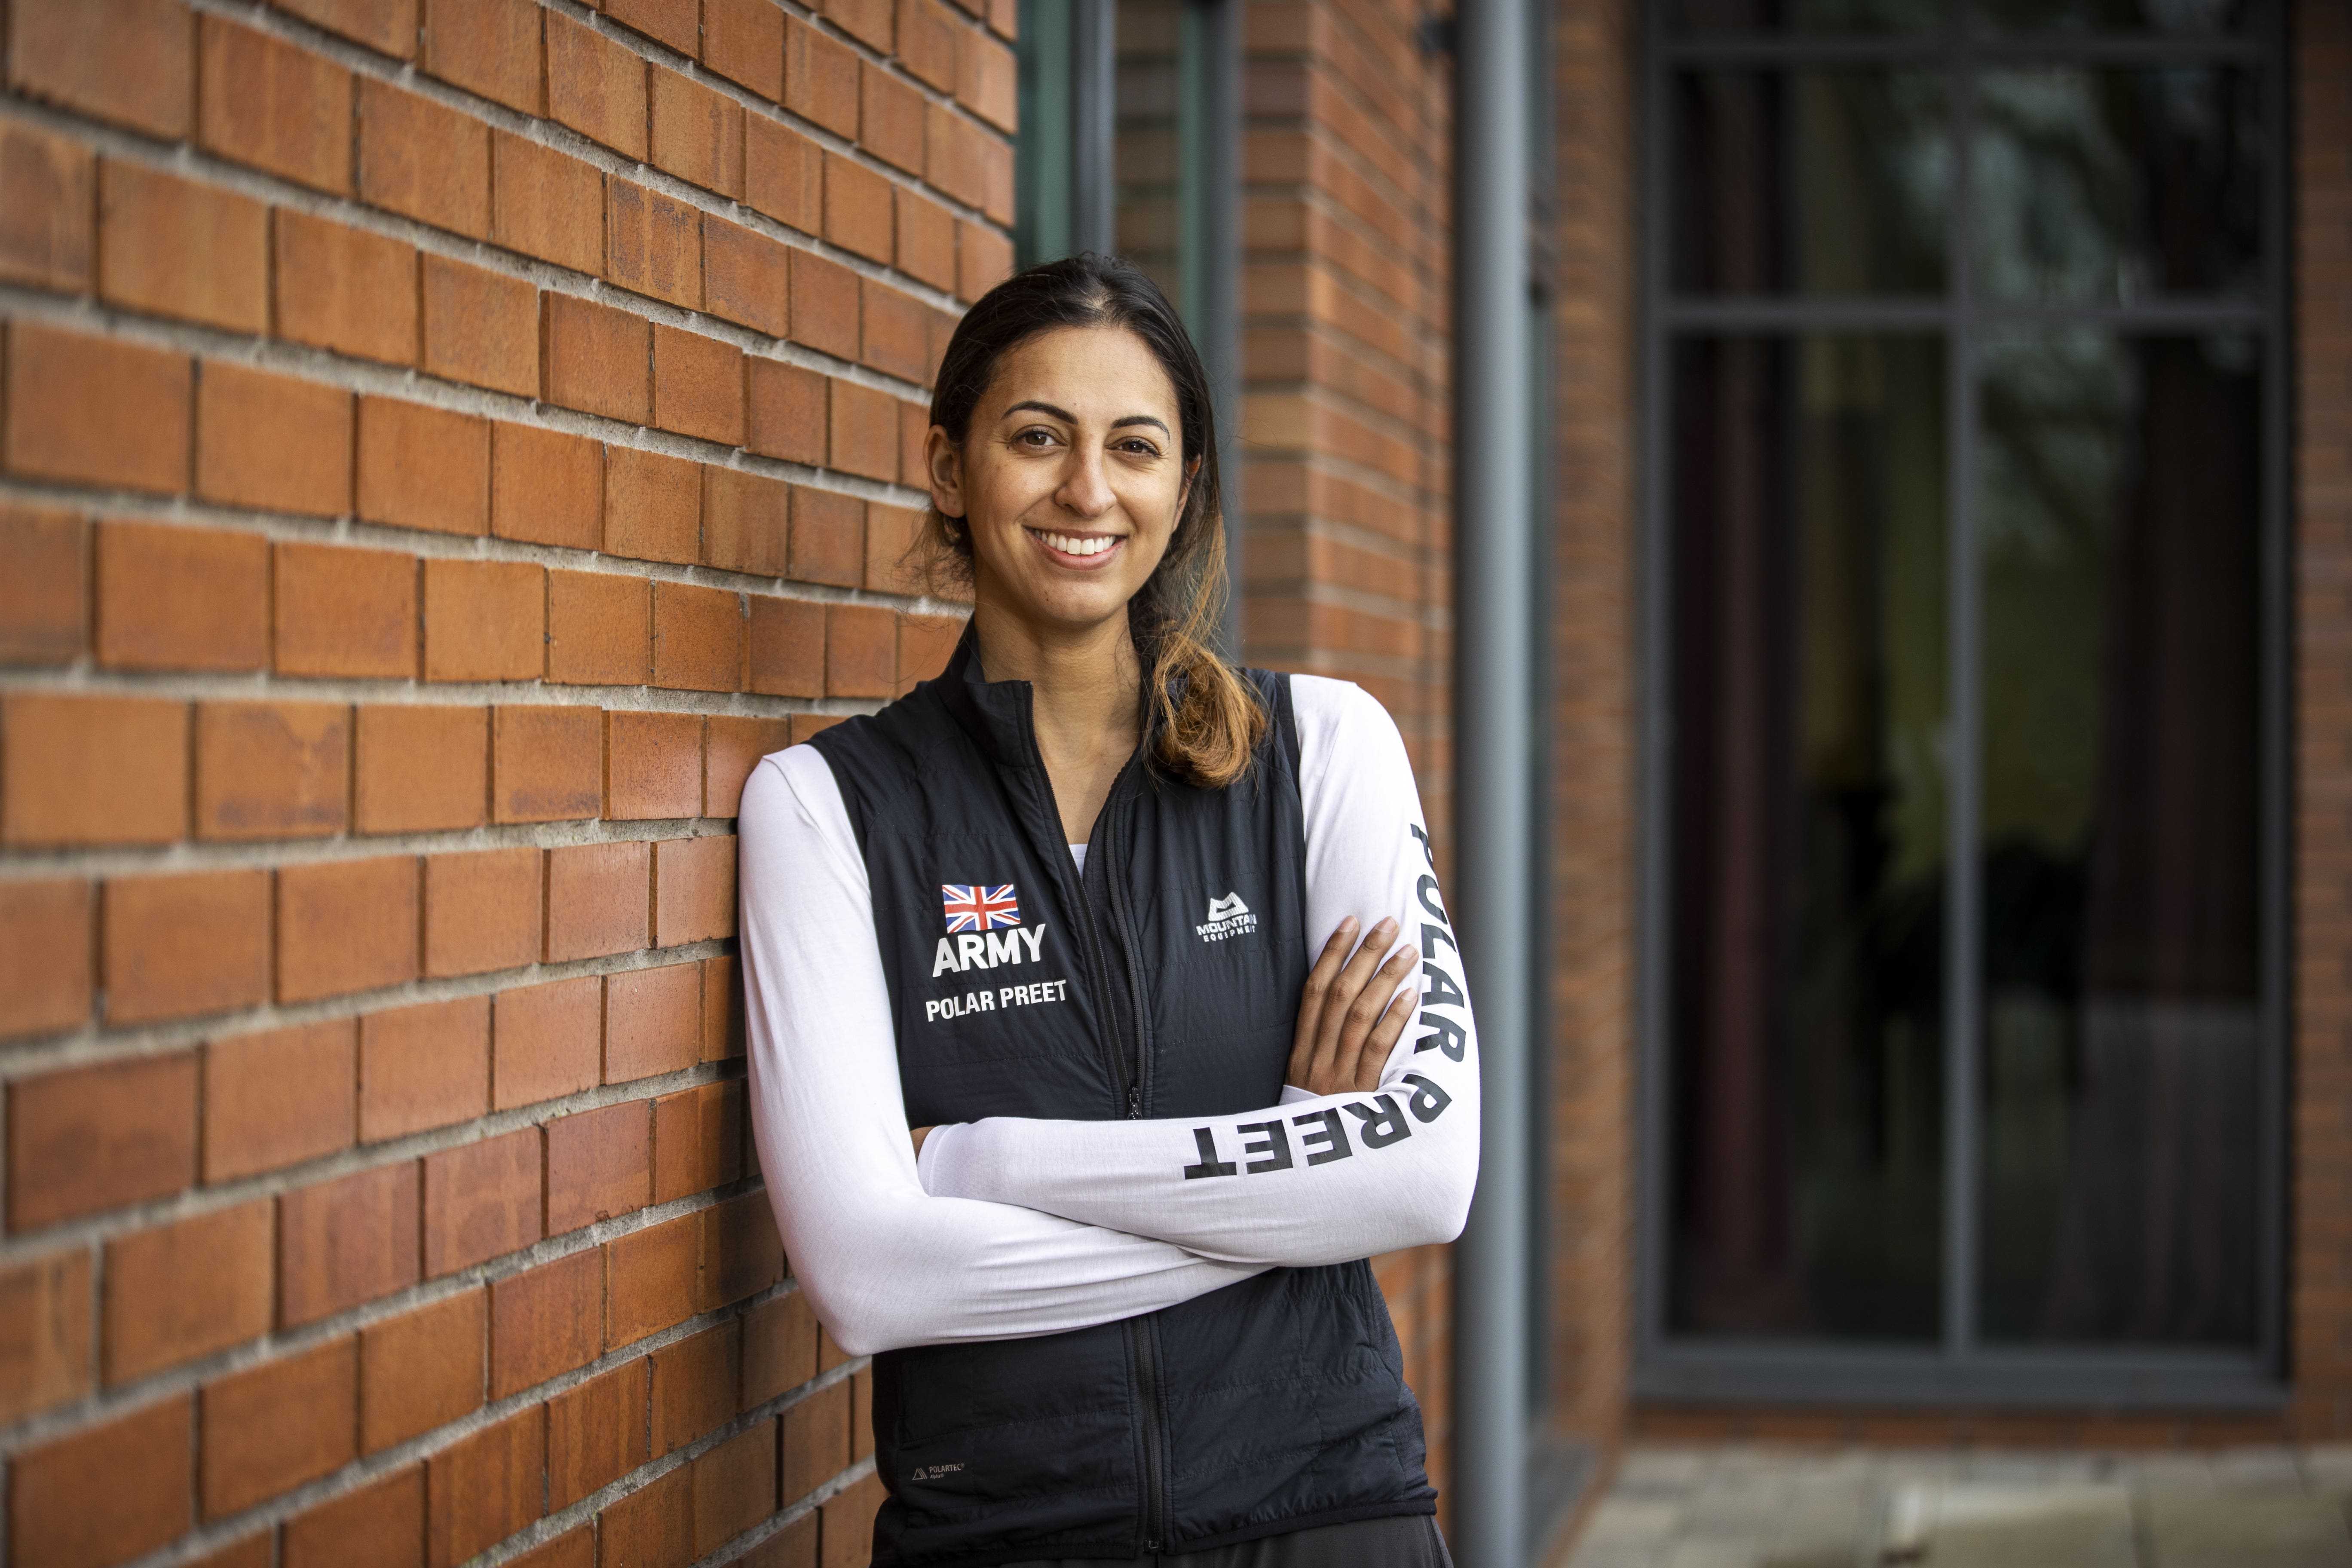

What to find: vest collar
left=935, top=621, right=1047, bottom=771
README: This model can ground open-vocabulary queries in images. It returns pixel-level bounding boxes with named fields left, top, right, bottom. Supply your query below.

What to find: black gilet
left=805, top=633, right=1436, bottom=1568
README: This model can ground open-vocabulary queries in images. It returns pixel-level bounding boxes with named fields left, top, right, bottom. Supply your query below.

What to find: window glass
left=1973, top=0, right=2254, bottom=31
left=1670, top=0, right=1947, bottom=31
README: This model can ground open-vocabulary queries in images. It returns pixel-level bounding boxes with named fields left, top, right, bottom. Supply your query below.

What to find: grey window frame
left=1632, top=2, right=2293, bottom=1409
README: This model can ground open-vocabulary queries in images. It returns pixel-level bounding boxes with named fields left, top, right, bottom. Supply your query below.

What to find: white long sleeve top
left=740, top=674, right=1480, bottom=1357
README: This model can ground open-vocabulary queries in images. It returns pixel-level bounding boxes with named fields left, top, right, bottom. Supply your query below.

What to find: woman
left=741, top=254, right=1480, bottom=1568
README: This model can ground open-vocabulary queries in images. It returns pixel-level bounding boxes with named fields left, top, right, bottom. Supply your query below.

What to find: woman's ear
left=926, top=425, right=965, bottom=518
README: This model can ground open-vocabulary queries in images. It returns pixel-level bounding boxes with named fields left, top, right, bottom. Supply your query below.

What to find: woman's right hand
left=1286, top=916, right=1420, bottom=1097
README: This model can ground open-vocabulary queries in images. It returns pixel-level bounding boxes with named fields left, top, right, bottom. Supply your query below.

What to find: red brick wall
left=1234, top=0, right=1458, bottom=1510
left=0, top=0, right=995, bottom=1562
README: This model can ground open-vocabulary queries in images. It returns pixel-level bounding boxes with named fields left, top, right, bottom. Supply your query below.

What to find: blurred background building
left=0, top=1, right=2338, bottom=1566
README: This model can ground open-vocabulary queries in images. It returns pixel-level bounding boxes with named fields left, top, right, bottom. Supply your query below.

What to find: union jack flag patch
left=942, top=884, right=1021, bottom=932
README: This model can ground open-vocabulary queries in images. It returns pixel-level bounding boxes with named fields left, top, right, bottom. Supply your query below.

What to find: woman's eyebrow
left=1110, top=415, right=1171, bottom=435
left=1003, top=399, right=1076, bottom=422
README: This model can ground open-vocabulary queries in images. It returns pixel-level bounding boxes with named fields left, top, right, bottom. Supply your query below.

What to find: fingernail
left=1375, top=916, right=1398, bottom=934
left=1403, top=945, right=1419, bottom=962
left=1339, top=916, right=1359, bottom=931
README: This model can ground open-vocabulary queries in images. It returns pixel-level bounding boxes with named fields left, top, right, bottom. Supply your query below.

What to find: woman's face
left=929, top=325, right=1191, bottom=636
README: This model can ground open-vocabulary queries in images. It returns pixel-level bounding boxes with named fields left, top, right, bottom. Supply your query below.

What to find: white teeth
left=1035, top=531, right=1115, bottom=557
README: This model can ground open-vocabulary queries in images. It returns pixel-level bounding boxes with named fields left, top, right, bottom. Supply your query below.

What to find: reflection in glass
left=1972, top=68, right=2262, bottom=303
left=1670, top=0, right=1944, bottom=31
left=1975, top=332, right=2262, bottom=1347
left=1671, top=71, right=1948, bottom=297
left=1975, top=0, right=2251, bottom=31
left=1668, top=334, right=1949, bottom=1341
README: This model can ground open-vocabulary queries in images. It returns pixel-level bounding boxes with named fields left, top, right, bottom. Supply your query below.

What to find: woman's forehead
left=983, top=327, right=1178, bottom=423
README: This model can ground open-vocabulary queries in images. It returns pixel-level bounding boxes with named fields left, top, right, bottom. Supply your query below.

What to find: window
left=1639, top=0, right=2285, bottom=1404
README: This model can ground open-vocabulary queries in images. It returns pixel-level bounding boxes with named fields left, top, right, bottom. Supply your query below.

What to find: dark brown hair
left=917, top=253, right=1265, bottom=788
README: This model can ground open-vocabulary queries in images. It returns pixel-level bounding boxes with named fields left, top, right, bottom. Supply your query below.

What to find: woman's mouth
left=1026, top=528, right=1124, bottom=567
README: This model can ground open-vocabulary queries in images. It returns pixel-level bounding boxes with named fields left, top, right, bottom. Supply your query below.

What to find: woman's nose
left=1057, top=444, right=1116, bottom=518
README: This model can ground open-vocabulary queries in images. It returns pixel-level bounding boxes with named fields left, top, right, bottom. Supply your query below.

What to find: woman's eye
left=1017, top=428, right=1055, bottom=447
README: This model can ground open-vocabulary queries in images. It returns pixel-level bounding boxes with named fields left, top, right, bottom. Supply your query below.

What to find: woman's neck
left=971, top=597, right=1142, bottom=841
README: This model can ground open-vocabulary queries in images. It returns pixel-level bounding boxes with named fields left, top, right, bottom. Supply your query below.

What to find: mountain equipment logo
left=943, top=884, right=1021, bottom=931
left=1196, top=892, right=1258, bottom=942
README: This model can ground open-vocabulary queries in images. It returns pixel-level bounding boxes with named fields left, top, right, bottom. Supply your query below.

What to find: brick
left=421, top=0, right=543, bottom=115
left=653, top=1080, right=743, bottom=1203
left=986, top=0, right=1017, bottom=37
left=747, top=358, right=827, bottom=464
left=548, top=1359, right=646, bottom=1509
left=705, top=0, right=786, bottom=98
left=824, top=152, right=894, bottom=264
left=898, top=611, right=962, bottom=692
left=426, top=1406, right=544, bottom=1568
left=278, top=0, right=416, bottom=58
left=543, top=292, right=652, bottom=424
left=514, top=1528, right=596, bottom=1568
left=545, top=12, right=647, bottom=160
left=956, top=218, right=1014, bottom=302
left=828, top=378, right=900, bottom=481
left=606, top=962, right=704, bottom=1082
left=744, top=1515, right=818, bottom=1568
left=704, top=217, right=791, bottom=338
left=653, top=581, right=743, bottom=691
left=8, top=0, right=193, bottom=139
left=361, top=398, right=491, bottom=535
left=8, top=1052, right=195, bottom=1231
left=423, top=254, right=537, bottom=395
left=793, top=484, right=867, bottom=586
left=654, top=834, right=738, bottom=945
left=423, top=559, right=542, bottom=681
left=605, top=0, right=698, bottom=51
left=822, top=1474, right=884, bottom=1568
left=828, top=602, right=897, bottom=697
left=0, top=878, right=92, bottom=1040
left=824, top=0, right=894, bottom=51
left=742, top=1289, right=820, bottom=1407
left=493, top=705, right=602, bottom=821
left=359, top=77, right=489, bottom=238
left=650, top=1321, right=739, bottom=1455
left=492, top=132, right=601, bottom=273
left=278, top=1163, right=419, bottom=1328
left=204, top=1019, right=355, bottom=1183
left=865, top=502, right=925, bottom=592
left=780, top=1376, right=850, bottom=1503
left=101, top=869, right=269, bottom=1024
left=97, top=162, right=267, bottom=332
left=695, top=1419, right=778, bottom=1555
left=863, top=67, right=925, bottom=181
left=654, top=325, right=747, bottom=445
left=699, top=1191, right=781, bottom=1309
left=9, top=1394, right=191, bottom=1568
left=359, top=1288, right=484, bottom=1451
left=94, top=520, right=268, bottom=672
left=784, top=18, right=860, bottom=139
left=607, top=179, right=704, bottom=310
left=277, top=543, right=414, bottom=680
left=276, top=211, right=418, bottom=364
left=900, top=395, right=932, bottom=478
left=925, top=101, right=987, bottom=209
left=422, top=1127, right=542, bottom=1276
left=852, top=1367, right=872, bottom=1457
left=790, top=249, right=861, bottom=361
left=546, top=1102, right=652, bottom=1234
left=957, top=28, right=1016, bottom=133
left=747, top=114, right=825, bottom=234
left=198, top=363, right=354, bottom=518
left=788, top=711, right=846, bottom=745
left=0, top=503, right=84, bottom=665
left=702, top=954, right=745, bottom=1059
left=599, top=1464, right=693, bottom=1568
left=194, top=699, right=350, bottom=841
left=548, top=569, right=652, bottom=686
left=104, top=1200, right=273, bottom=1382
left=609, top=711, right=705, bottom=819
left=3, top=321, right=190, bottom=494
left=494, top=424, right=604, bottom=549
left=491, top=1250, right=601, bottom=1397
left=897, top=186, right=956, bottom=292
left=0, top=1249, right=91, bottom=1424
left=493, top=974, right=603, bottom=1107
left=706, top=715, right=793, bottom=813
left=423, top=847, right=540, bottom=977
left=606, top=445, right=703, bottom=564
left=356, top=704, right=488, bottom=833
left=201, top=1338, right=357, bottom=1518
left=652, top=71, right=747, bottom=203
left=861, top=278, right=930, bottom=382
left=284, top=1464, right=424, bottom=1568
left=705, top=467, right=791, bottom=578
left=899, top=0, right=959, bottom=88
left=358, top=995, right=490, bottom=1141
left=544, top=842, right=652, bottom=963
left=605, top=1213, right=699, bottom=1346
left=279, top=854, right=418, bottom=1003
left=199, top=18, right=352, bottom=193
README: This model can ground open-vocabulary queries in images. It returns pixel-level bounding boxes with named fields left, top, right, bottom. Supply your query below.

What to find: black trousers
left=1001, top=1513, right=1453, bottom=1568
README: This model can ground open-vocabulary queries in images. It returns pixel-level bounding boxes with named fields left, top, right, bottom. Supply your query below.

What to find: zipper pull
left=1127, top=1085, right=1142, bottom=1119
